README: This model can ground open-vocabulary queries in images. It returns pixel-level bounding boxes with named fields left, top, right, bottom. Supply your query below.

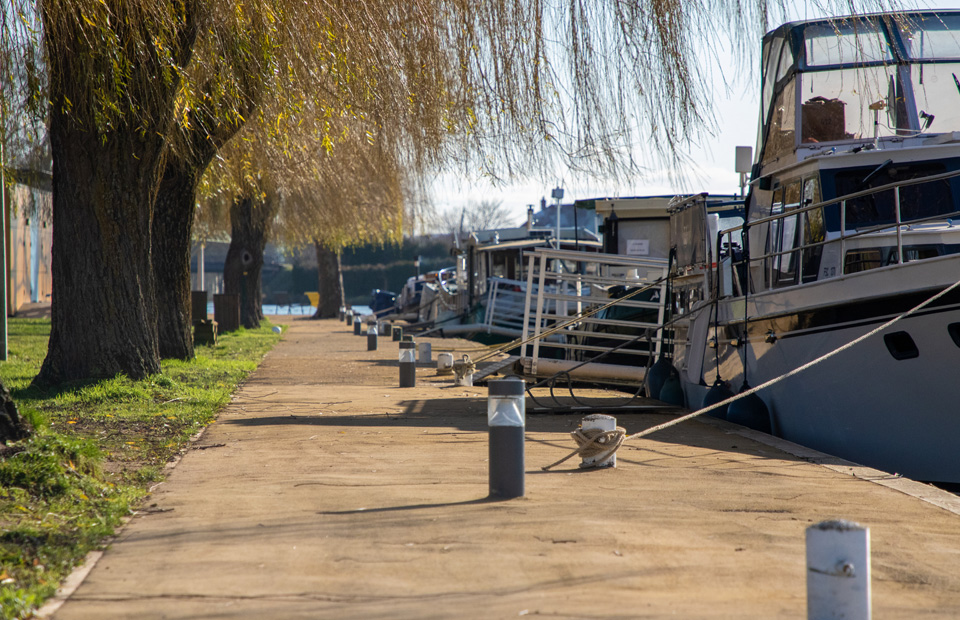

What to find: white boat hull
left=676, top=255, right=960, bottom=483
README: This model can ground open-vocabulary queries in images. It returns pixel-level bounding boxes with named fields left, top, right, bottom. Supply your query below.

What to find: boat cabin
left=743, top=11, right=960, bottom=292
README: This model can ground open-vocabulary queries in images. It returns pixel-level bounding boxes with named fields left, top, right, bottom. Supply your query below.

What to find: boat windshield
left=759, top=13, right=960, bottom=164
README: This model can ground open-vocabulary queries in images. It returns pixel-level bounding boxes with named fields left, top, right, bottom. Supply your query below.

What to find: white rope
left=542, top=276, right=960, bottom=467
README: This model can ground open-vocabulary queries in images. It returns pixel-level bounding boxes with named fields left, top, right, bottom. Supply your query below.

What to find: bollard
left=380, top=321, right=390, bottom=336
left=453, top=355, right=475, bottom=386
left=579, top=414, right=619, bottom=468
left=344, top=310, right=353, bottom=325
left=488, top=377, right=525, bottom=498
left=437, top=352, right=454, bottom=375
left=418, top=342, right=432, bottom=365
left=353, top=315, right=362, bottom=335
left=392, top=326, right=403, bottom=341
left=399, top=341, right=416, bottom=387
left=806, top=520, right=871, bottom=620
left=338, top=306, right=345, bottom=321
left=367, top=323, right=378, bottom=351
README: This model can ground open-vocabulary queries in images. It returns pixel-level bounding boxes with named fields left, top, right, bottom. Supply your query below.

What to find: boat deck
left=46, top=317, right=960, bottom=619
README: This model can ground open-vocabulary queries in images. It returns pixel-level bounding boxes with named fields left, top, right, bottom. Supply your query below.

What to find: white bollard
left=418, top=342, right=432, bottom=365
left=437, top=352, right=454, bottom=375
left=580, top=414, right=618, bottom=468
left=806, top=520, right=871, bottom=620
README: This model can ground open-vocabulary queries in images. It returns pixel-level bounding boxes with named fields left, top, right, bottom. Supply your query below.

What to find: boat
left=668, top=10, right=960, bottom=483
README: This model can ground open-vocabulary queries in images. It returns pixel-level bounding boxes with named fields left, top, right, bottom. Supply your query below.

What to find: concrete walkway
left=50, top=318, right=960, bottom=619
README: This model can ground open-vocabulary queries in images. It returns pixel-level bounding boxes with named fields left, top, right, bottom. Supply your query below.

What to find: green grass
left=0, top=319, right=281, bottom=619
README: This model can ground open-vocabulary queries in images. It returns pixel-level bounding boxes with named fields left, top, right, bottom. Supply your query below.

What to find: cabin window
left=844, top=249, right=883, bottom=274
left=801, top=177, right=825, bottom=282
left=774, top=182, right=802, bottom=287
left=763, top=78, right=797, bottom=163
left=834, top=162, right=953, bottom=229
left=803, top=20, right=892, bottom=67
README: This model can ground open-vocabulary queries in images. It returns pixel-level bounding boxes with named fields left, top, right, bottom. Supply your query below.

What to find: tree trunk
left=223, top=194, right=275, bottom=329
left=34, top=1, right=199, bottom=387
left=0, top=380, right=30, bottom=445
left=314, top=242, right=344, bottom=319
left=153, top=162, right=199, bottom=360
left=35, top=110, right=164, bottom=386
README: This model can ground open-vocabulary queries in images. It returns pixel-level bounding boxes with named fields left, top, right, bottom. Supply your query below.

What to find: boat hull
left=676, top=256, right=960, bottom=483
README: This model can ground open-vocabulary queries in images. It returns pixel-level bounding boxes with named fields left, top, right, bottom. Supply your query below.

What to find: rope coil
left=543, top=425, right=626, bottom=471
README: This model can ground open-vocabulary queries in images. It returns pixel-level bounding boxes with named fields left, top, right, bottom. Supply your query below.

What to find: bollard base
left=399, top=362, right=416, bottom=387
left=367, top=334, right=378, bottom=351
left=489, top=426, right=525, bottom=498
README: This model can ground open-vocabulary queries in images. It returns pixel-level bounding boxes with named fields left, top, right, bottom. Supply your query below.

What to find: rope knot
left=542, top=425, right=626, bottom=471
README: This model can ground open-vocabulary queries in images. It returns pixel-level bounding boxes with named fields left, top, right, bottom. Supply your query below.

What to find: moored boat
left=670, top=10, right=960, bottom=483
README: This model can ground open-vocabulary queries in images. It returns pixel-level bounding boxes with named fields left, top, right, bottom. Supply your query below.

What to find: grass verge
left=0, top=318, right=281, bottom=619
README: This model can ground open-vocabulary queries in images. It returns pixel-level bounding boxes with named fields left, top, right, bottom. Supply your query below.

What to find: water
left=201, top=303, right=374, bottom=317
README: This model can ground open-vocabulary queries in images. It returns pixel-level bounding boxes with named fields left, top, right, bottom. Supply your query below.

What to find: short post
left=488, top=377, right=526, bottom=498
left=353, top=314, right=362, bottom=335
left=392, top=326, right=403, bottom=341
left=344, top=310, right=353, bottom=325
left=806, top=520, right=871, bottom=620
left=399, top=341, right=416, bottom=387
left=418, top=342, right=432, bottom=365
left=580, top=414, right=618, bottom=468
left=437, top=352, right=454, bottom=375
left=338, top=306, right=345, bottom=321
left=379, top=321, right=390, bottom=336
left=367, top=323, right=378, bottom=351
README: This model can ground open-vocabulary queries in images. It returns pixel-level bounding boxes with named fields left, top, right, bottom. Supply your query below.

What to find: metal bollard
left=353, top=315, right=362, bottom=335
left=580, top=414, right=618, bottom=468
left=399, top=341, right=416, bottom=387
left=338, top=306, right=345, bottom=321
left=487, top=377, right=525, bottom=498
left=392, top=326, right=403, bottom=341
left=807, top=520, right=871, bottom=620
left=344, top=310, right=353, bottom=325
left=367, top=323, right=378, bottom=351
left=437, top=352, right=454, bottom=375
left=418, top=342, right=432, bottom=365
left=379, top=321, right=390, bottom=336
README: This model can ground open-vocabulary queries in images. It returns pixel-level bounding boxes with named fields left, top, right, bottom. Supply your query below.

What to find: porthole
left=883, top=331, right=919, bottom=360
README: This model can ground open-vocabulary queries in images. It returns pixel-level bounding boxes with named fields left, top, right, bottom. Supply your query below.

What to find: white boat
left=668, top=10, right=960, bottom=483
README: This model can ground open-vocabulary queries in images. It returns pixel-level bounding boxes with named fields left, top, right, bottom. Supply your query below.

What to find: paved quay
left=49, top=317, right=960, bottom=619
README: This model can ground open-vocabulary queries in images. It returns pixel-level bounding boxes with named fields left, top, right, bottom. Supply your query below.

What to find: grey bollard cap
left=488, top=377, right=525, bottom=396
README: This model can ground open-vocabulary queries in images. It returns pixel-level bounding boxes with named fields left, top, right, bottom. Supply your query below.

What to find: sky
left=429, top=1, right=955, bottom=227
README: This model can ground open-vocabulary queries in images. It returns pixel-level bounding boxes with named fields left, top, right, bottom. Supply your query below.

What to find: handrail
left=713, top=167, right=960, bottom=288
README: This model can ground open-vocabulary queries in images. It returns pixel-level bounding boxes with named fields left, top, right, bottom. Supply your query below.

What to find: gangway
left=518, top=248, right=670, bottom=386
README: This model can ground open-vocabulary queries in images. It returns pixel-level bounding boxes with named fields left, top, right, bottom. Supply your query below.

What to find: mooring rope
left=542, top=425, right=628, bottom=471
left=542, top=276, right=960, bottom=470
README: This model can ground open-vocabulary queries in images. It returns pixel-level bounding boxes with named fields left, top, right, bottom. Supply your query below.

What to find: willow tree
left=2, top=0, right=901, bottom=385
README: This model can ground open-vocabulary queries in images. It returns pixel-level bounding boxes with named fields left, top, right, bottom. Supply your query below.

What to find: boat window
left=896, top=14, right=960, bottom=60
left=907, top=62, right=960, bottom=135
left=801, top=177, right=825, bottom=282
left=765, top=187, right=785, bottom=287
left=833, top=162, right=953, bottom=228
left=803, top=20, right=893, bottom=67
left=803, top=66, right=900, bottom=142
left=844, top=249, right=883, bottom=273
left=763, top=78, right=797, bottom=162
left=761, top=37, right=783, bottom=131
left=775, top=182, right=802, bottom=287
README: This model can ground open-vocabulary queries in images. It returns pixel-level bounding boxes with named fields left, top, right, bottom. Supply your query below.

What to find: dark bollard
left=392, top=326, right=403, bottom=341
left=353, top=315, right=362, bottom=335
left=338, top=306, right=345, bottom=321
left=367, top=323, right=378, bottom=351
left=488, top=377, right=526, bottom=498
left=345, top=310, right=353, bottom=325
left=399, top=341, right=416, bottom=387
left=379, top=321, right=390, bottom=336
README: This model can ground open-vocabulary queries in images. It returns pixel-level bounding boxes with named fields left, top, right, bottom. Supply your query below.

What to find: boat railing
left=483, top=277, right=538, bottom=334
left=520, top=248, right=669, bottom=379
left=717, top=167, right=960, bottom=294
